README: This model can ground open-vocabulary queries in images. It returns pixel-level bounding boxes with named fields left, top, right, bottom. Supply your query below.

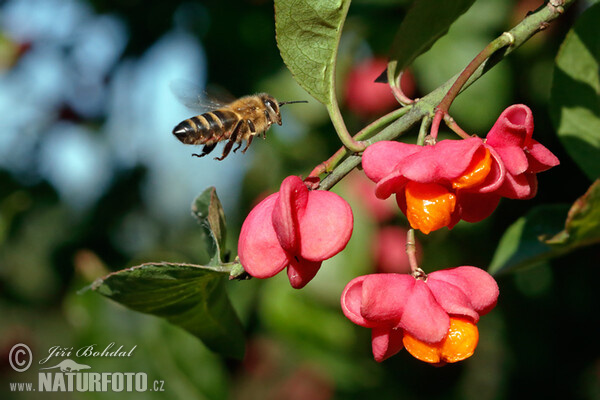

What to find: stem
left=430, top=32, right=515, bottom=139
left=309, top=106, right=412, bottom=177
left=390, top=71, right=415, bottom=105
left=418, top=115, right=432, bottom=146
left=443, top=114, right=471, bottom=139
left=327, top=97, right=366, bottom=153
left=406, top=229, right=420, bottom=273
left=359, top=106, right=412, bottom=140
left=324, top=0, right=364, bottom=154
left=318, top=154, right=362, bottom=191
left=308, top=148, right=346, bottom=178
left=317, top=0, right=574, bottom=191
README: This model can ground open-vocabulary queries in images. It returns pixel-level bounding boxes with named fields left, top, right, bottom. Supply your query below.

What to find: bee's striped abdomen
left=172, top=109, right=239, bottom=145
left=204, top=110, right=238, bottom=137
left=199, top=112, right=221, bottom=133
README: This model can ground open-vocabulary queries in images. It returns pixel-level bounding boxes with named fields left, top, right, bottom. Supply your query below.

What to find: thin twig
left=406, top=229, right=420, bottom=273
left=430, top=32, right=515, bottom=139
left=327, top=102, right=367, bottom=153
left=443, top=114, right=471, bottom=139
left=418, top=115, right=432, bottom=146
left=390, top=71, right=415, bottom=105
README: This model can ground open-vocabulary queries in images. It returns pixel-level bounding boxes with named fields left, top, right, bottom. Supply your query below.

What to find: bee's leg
left=233, top=141, right=243, bottom=153
left=246, top=119, right=256, bottom=133
left=214, top=139, right=235, bottom=161
left=232, top=133, right=244, bottom=153
left=192, top=143, right=217, bottom=158
left=234, top=120, right=253, bottom=153
left=241, top=135, right=254, bottom=154
left=214, top=138, right=236, bottom=161
left=215, top=121, right=242, bottom=161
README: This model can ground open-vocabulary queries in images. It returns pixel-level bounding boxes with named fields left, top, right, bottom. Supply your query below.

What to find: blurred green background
left=1, top=0, right=599, bottom=399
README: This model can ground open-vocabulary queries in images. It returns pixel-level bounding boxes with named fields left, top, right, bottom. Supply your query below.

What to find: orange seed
left=402, top=317, right=479, bottom=365
left=404, top=182, right=456, bottom=234
left=451, top=147, right=492, bottom=190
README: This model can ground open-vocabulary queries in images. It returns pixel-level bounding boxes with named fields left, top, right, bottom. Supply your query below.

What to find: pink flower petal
left=474, top=145, right=506, bottom=193
left=457, top=192, right=501, bottom=223
left=297, top=190, right=353, bottom=261
left=341, top=276, right=377, bottom=327
left=523, top=174, right=538, bottom=200
left=375, top=171, right=409, bottom=199
left=371, top=141, right=485, bottom=200
left=360, top=274, right=415, bottom=323
left=287, top=257, right=322, bottom=289
left=272, top=176, right=308, bottom=253
left=238, top=194, right=289, bottom=278
left=486, top=104, right=534, bottom=149
left=371, top=327, right=404, bottom=362
left=492, top=145, right=529, bottom=176
left=526, top=140, right=560, bottom=173
left=363, top=141, right=421, bottom=183
left=426, top=278, right=479, bottom=322
left=395, top=190, right=408, bottom=215
left=447, top=205, right=463, bottom=230
left=497, top=172, right=534, bottom=199
left=428, top=267, right=498, bottom=316
left=395, top=138, right=484, bottom=183
left=398, top=280, right=450, bottom=343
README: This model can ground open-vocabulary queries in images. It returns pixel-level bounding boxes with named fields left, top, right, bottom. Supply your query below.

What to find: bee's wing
left=170, top=80, right=233, bottom=112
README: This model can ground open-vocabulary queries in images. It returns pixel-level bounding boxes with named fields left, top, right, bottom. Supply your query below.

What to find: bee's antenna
left=278, top=100, right=309, bottom=106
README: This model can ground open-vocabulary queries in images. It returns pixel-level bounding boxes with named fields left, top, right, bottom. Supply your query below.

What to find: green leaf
left=545, top=179, right=600, bottom=247
left=388, top=0, right=477, bottom=84
left=550, top=3, right=600, bottom=181
left=192, top=187, right=227, bottom=264
left=490, top=181, right=600, bottom=276
left=90, top=262, right=245, bottom=359
left=488, top=204, right=570, bottom=275
left=275, top=0, right=351, bottom=105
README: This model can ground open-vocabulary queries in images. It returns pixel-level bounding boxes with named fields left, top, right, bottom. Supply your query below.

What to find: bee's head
left=259, top=94, right=307, bottom=126
left=259, top=94, right=282, bottom=126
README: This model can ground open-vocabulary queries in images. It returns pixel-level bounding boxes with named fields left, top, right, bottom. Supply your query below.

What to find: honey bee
left=172, top=92, right=307, bottom=160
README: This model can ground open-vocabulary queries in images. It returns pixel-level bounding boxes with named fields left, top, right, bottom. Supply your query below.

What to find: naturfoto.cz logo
left=7, top=343, right=165, bottom=393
